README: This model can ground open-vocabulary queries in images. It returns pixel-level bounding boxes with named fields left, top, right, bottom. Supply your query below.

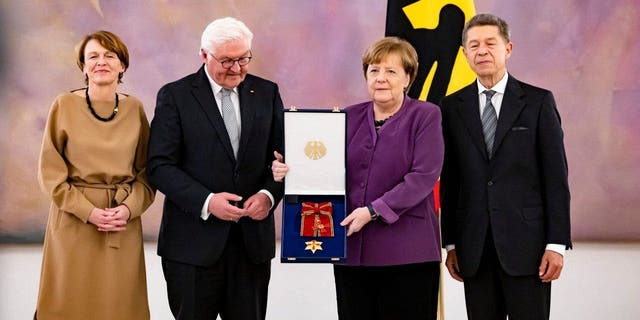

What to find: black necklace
left=374, top=115, right=393, bottom=130
left=85, top=87, right=119, bottom=122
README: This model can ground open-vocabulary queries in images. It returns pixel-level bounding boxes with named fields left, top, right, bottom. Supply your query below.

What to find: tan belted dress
left=35, top=92, right=155, bottom=320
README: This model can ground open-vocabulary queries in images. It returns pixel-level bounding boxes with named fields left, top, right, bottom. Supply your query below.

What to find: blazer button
left=487, top=181, right=494, bottom=186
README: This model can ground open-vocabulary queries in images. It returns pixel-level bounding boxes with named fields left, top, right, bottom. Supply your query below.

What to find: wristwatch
left=366, top=204, right=379, bottom=221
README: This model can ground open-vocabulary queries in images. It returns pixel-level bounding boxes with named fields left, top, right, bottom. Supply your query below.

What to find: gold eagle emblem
left=304, top=141, right=327, bottom=160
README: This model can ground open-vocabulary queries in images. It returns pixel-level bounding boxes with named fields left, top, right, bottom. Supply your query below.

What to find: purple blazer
left=343, top=96, right=444, bottom=266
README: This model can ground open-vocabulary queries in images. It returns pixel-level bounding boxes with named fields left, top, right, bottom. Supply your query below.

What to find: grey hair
left=462, top=13, right=511, bottom=47
left=200, top=17, right=253, bottom=56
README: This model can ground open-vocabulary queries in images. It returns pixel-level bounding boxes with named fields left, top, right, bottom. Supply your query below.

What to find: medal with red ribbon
left=300, top=201, right=334, bottom=237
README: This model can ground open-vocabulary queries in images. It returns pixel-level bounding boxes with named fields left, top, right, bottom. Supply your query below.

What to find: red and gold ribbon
left=300, top=202, right=334, bottom=237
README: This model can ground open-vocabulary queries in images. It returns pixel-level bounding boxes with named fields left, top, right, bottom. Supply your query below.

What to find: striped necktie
left=481, top=90, right=497, bottom=158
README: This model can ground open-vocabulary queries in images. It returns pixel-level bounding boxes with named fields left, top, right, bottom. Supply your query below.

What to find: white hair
left=200, top=17, right=253, bottom=56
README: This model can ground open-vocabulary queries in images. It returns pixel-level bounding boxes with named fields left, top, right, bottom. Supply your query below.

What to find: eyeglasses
left=211, top=52, right=252, bottom=69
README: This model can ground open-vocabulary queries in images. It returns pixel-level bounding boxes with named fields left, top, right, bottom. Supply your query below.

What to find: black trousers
left=162, top=226, right=271, bottom=320
left=463, top=232, right=551, bottom=320
left=333, top=262, right=440, bottom=320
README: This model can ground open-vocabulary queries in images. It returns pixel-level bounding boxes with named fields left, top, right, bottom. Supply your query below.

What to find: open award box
left=280, top=108, right=347, bottom=263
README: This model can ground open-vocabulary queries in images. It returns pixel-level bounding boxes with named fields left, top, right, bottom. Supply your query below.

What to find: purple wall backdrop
left=0, top=0, right=638, bottom=242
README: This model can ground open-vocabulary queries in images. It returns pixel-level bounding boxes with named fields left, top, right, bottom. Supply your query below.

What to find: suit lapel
left=455, top=84, right=488, bottom=159
left=191, top=66, right=236, bottom=162
left=236, top=77, right=257, bottom=164
left=492, top=76, right=526, bottom=157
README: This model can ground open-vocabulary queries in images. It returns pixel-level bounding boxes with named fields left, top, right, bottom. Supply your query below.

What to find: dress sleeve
left=38, top=96, right=95, bottom=222
left=121, top=104, right=156, bottom=219
left=371, top=106, right=444, bottom=223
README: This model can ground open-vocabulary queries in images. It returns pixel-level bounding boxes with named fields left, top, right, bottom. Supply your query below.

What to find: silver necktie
left=481, top=90, right=497, bottom=158
left=221, top=88, right=239, bottom=158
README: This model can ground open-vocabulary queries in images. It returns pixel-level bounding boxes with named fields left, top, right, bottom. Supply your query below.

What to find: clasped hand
left=208, top=192, right=271, bottom=222
left=88, top=205, right=130, bottom=232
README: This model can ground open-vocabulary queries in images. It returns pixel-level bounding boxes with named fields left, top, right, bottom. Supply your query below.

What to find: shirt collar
left=476, top=71, right=509, bottom=95
left=204, top=66, right=238, bottom=96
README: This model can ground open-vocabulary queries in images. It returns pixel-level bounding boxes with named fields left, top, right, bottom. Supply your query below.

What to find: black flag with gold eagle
left=385, top=0, right=477, bottom=104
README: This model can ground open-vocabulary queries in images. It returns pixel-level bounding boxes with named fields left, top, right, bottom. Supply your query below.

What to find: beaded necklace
left=374, top=117, right=389, bottom=130
left=85, top=87, right=119, bottom=122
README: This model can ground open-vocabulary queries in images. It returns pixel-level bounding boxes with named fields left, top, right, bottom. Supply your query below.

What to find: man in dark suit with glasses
left=148, top=16, right=284, bottom=320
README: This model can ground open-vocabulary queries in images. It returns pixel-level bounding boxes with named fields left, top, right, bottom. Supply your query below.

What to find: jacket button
left=487, top=181, right=494, bottom=186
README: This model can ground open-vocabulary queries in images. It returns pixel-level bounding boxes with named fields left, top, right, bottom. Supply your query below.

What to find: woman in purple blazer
left=273, top=37, right=444, bottom=320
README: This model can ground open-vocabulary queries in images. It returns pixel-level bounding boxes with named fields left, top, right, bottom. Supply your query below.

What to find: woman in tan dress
left=35, top=31, right=155, bottom=320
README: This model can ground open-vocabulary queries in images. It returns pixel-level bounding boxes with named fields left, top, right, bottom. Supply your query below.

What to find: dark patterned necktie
left=481, top=90, right=497, bottom=158
left=221, top=88, right=239, bottom=158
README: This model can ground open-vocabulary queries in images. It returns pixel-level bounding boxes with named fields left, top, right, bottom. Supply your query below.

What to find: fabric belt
left=71, top=181, right=132, bottom=249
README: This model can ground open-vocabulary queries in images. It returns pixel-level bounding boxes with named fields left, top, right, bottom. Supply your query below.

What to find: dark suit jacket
left=440, top=74, right=571, bottom=277
left=148, top=66, right=284, bottom=266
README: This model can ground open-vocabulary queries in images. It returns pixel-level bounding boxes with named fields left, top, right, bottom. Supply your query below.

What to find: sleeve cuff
left=259, top=189, right=275, bottom=209
left=201, top=193, right=213, bottom=221
left=546, top=243, right=565, bottom=256
left=77, top=201, right=96, bottom=224
left=370, top=199, right=399, bottom=224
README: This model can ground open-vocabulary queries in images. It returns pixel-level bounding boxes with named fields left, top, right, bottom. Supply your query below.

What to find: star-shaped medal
left=304, top=240, right=323, bottom=254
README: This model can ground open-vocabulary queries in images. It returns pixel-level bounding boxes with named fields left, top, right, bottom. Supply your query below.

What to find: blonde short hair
left=362, top=37, right=418, bottom=92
